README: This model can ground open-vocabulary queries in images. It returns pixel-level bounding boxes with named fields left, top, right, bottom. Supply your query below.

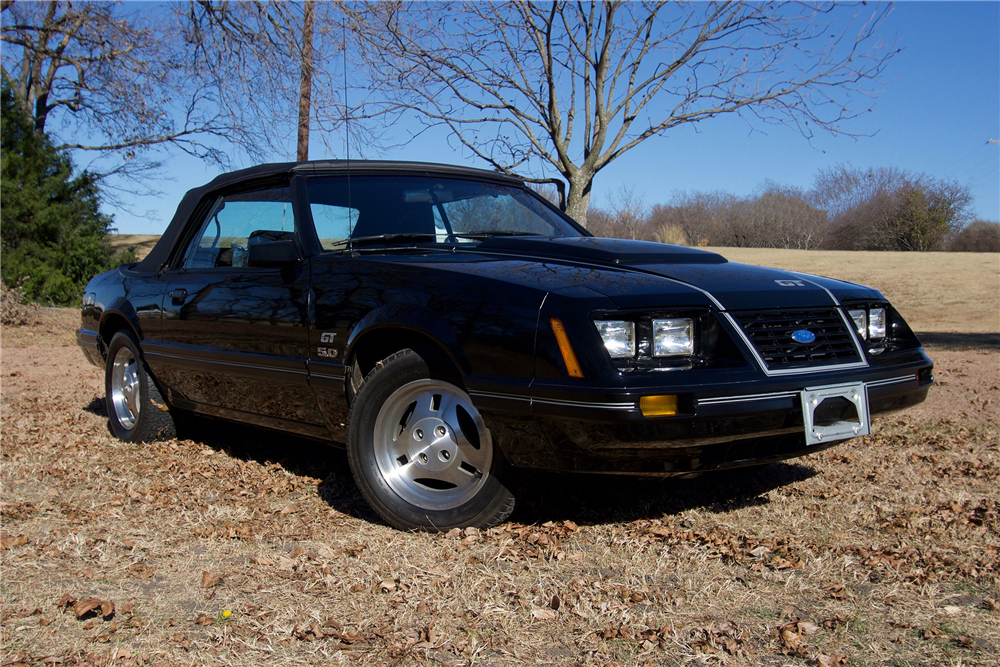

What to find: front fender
left=345, top=303, right=471, bottom=376
left=100, top=297, right=144, bottom=341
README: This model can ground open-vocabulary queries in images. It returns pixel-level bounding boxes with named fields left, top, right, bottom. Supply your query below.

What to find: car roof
left=203, top=160, right=523, bottom=191
left=135, top=160, right=526, bottom=272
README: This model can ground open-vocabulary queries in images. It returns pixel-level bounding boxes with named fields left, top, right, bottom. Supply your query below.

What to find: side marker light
left=550, top=318, right=584, bottom=379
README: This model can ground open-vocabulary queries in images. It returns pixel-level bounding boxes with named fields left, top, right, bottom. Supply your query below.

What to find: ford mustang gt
left=78, top=161, right=933, bottom=530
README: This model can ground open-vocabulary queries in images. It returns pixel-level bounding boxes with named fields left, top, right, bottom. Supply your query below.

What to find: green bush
left=1, top=80, right=133, bottom=306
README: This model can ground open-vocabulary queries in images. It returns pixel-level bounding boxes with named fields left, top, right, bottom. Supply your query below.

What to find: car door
left=148, top=183, right=326, bottom=434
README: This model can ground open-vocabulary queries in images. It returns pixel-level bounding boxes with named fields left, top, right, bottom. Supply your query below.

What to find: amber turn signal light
left=550, top=318, right=584, bottom=379
left=640, top=394, right=678, bottom=417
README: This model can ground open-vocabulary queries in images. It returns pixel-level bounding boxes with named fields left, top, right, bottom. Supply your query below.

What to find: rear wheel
left=105, top=331, right=176, bottom=442
left=347, top=349, right=516, bottom=531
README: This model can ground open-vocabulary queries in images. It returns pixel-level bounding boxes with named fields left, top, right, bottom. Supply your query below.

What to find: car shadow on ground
left=916, top=331, right=1000, bottom=350
left=164, top=412, right=819, bottom=529
left=511, top=462, right=817, bottom=527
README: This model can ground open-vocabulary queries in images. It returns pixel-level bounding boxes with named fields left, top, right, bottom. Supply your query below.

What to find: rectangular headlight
left=848, top=309, right=867, bottom=338
left=595, top=320, right=635, bottom=358
left=868, top=307, right=886, bottom=341
left=652, top=318, right=694, bottom=357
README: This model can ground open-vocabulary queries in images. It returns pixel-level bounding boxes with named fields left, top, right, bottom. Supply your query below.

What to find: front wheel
left=105, top=330, right=176, bottom=442
left=347, top=349, right=516, bottom=531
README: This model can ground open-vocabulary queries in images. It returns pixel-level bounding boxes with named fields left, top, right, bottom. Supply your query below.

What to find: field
left=1, top=249, right=997, bottom=666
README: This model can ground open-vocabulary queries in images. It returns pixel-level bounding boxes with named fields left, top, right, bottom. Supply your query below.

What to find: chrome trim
left=866, top=374, right=917, bottom=388
left=144, top=350, right=308, bottom=376
left=698, top=390, right=798, bottom=406
left=468, top=390, right=635, bottom=412
left=533, top=397, right=635, bottom=411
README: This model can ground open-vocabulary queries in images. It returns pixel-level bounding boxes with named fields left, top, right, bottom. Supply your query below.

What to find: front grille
left=730, top=308, right=861, bottom=371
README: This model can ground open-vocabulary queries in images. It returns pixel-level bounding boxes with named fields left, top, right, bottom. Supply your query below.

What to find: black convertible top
left=135, top=160, right=523, bottom=272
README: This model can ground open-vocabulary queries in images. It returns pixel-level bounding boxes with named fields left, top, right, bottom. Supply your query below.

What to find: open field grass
left=2, top=252, right=997, bottom=666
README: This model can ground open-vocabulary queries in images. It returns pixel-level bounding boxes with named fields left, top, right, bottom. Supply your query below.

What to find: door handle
left=170, top=288, right=188, bottom=302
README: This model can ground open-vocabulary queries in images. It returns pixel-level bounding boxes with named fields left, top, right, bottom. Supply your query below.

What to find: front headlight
left=595, top=320, right=635, bottom=358
left=652, top=318, right=694, bottom=356
left=848, top=309, right=867, bottom=337
left=868, top=307, right=886, bottom=342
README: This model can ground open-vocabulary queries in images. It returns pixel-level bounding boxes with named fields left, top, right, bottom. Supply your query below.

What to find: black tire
left=346, top=349, right=516, bottom=531
left=104, top=330, right=177, bottom=442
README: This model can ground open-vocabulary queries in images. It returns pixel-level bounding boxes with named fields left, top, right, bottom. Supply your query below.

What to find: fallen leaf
left=201, top=571, right=221, bottom=588
left=0, top=534, right=29, bottom=550
left=817, top=653, right=847, bottom=667
left=531, top=608, right=557, bottom=621
left=798, top=621, right=820, bottom=636
left=71, top=598, right=113, bottom=619
left=195, top=613, right=213, bottom=626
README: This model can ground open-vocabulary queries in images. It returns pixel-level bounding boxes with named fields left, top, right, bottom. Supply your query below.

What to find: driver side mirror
left=246, top=240, right=301, bottom=267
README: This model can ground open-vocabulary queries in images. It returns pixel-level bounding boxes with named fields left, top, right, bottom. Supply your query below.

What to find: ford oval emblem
left=791, top=329, right=816, bottom=344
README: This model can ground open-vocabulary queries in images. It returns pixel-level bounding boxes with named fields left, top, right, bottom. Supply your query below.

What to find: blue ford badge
left=791, top=330, right=816, bottom=344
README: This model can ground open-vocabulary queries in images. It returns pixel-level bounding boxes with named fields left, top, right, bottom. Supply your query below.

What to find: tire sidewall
left=347, top=350, right=514, bottom=531
left=104, top=331, right=154, bottom=442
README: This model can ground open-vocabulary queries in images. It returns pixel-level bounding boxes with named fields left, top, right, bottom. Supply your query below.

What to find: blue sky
left=105, top=1, right=1000, bottom=235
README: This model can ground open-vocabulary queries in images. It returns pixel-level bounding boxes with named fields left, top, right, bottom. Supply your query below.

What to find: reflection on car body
left=77, top=160, right=933, bottom=530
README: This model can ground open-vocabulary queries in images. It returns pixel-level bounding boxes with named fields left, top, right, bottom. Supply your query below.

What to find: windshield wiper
left=345, top=233, right=439, bottom=247
left=452, top=231, right=541, bottom=240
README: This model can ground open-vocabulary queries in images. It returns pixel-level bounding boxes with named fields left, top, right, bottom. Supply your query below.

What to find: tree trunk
left=296, top=0, right=315, bottom=162
left=564, top=176, right=593, bottom=229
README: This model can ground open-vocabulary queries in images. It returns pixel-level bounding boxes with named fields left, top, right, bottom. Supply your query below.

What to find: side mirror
left=246, top=240, right=301, bottom=267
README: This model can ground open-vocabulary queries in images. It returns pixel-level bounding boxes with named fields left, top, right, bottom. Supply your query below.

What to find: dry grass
left=2, top=251, right=999, bottom=666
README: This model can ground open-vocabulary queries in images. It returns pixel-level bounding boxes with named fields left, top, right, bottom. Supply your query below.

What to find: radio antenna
left=343, top=10, right=353, bottom=245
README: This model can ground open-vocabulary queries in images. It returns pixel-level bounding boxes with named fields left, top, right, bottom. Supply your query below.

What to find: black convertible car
left=78, top=161, right=932, bottom=530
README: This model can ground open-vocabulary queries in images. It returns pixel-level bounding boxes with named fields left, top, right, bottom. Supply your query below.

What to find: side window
left=181, top=187, right=294, bottom=269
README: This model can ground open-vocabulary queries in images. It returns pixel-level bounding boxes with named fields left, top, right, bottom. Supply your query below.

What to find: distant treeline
left=585, top=164, right=1000, bottom=252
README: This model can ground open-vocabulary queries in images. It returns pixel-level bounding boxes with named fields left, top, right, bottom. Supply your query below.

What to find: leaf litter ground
left=1, top=309, right=997, bottom=666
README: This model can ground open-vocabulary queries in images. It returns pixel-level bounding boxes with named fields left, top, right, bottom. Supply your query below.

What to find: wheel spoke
left=408, top=394, right=438, bottom=423
left=386, top=460, right=421, bottom=487
left=454, top=446, right=487, bottom=477
left=435, top=460, right=476, bottom=487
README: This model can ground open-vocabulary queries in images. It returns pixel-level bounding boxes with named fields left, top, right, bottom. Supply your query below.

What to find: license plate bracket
left=801, top=382, right=870, bottom=446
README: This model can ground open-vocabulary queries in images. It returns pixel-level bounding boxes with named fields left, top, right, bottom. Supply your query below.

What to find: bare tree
left=297, top=0, right=315, bottom=161
left=1, top=1, right=235, bottom=180
left=745, top=182, right=827, bottom=249
left=649, top=191, right=742, bottom=247
left=348, top=1, right=896, bottom=226
left=183, top=1, right=385, bottom=163
left=816, top=164, right=973, bottom=251
left=949, top=220, right=1000, bottom=253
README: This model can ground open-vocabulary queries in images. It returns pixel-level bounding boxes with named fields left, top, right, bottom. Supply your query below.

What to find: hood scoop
left=477, top=236, right=727, bottom=265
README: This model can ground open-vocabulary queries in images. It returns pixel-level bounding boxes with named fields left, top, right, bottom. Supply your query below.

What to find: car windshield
left=305, top=175, right=583, bottom=250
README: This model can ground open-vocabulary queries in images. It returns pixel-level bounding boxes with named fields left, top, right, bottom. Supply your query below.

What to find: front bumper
left=474, top=356, right=933, bottom=475
left=76, top=328, right=103, bottom=367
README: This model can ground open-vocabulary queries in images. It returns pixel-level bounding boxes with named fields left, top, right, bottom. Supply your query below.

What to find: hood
left=474, top=236, right=879, bottom=311
left=478, top=235, right=727, bottom=265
